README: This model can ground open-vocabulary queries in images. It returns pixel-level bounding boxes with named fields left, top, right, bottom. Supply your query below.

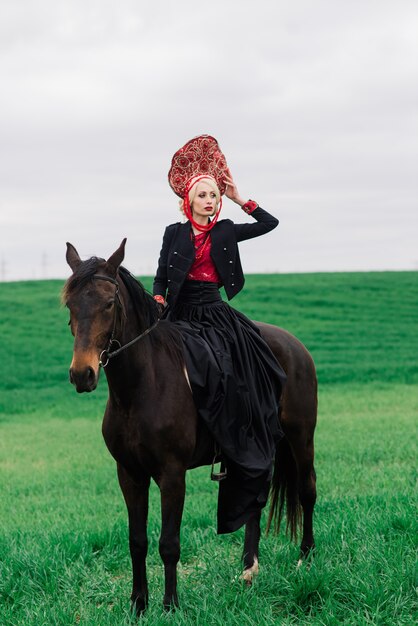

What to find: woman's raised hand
left=224, top=171, right=246, bottom=207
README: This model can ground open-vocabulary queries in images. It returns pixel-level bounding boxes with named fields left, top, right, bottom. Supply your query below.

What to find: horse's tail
left=266, top=436, right=302, bottom=540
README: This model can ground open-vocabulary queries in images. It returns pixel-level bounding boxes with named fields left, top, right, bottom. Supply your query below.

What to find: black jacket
left=153, top=207, right=279, bottom=307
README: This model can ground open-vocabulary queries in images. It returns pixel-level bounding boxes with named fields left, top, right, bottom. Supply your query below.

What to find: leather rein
left=93, top=274, right=160, bottom=368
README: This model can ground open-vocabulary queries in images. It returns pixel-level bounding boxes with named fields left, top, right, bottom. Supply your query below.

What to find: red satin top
left=187, top=232, right=221, bottom=283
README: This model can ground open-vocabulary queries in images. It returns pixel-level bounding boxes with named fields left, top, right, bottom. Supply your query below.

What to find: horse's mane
left=118, top=266, right=159, bottom=328
left=62, top=258, right=157, bottom=326
left=117, top=267, right=185, bottom=367
left=62, top=258, right=184, bottom=367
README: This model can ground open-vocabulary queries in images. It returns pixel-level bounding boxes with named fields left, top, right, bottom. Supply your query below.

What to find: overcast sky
left=1, top=0, right=417, bottom=281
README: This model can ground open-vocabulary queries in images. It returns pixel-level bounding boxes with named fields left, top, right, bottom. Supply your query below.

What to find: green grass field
left=0, top=272, right=416, bottom=625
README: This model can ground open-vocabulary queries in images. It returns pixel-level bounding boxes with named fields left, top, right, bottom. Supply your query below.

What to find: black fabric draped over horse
left=63, top=239, right=317, bottom=614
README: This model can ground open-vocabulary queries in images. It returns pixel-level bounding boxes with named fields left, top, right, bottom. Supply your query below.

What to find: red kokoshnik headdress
left=168, top=135, right=229, bottom=233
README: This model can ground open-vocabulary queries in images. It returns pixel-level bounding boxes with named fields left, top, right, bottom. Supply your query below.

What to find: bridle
left=93, top=274, right=160, bottom=368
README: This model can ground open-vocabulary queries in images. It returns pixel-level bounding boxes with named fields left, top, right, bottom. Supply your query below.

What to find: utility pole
left=41, top=252, right=48, bottom=279
left=0, top=256, right=6, bottom=282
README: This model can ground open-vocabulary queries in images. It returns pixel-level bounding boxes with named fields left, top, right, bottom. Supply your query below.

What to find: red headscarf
left=182, top=175, right=223, bottom=233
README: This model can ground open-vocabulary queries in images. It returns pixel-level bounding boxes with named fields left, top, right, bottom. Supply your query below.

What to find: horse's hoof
left=241, top=557, right=259, bottom=585
left=163, top=597, right=179, bottom=612
left=131, top=597, right=148, bottom=616
left=297, top=545, right=315, bottom=569
left=300, top=542, right=315, bottom=559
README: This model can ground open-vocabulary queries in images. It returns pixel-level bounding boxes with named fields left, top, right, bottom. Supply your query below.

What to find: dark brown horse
left=63, top=239, right=317, bottom=614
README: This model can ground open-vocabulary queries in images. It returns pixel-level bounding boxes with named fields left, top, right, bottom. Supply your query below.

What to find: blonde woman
left=153, top=135, right=286, bottom=534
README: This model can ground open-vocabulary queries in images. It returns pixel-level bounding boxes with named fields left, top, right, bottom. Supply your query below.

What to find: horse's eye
left=105, top=300, right=114, bottom=311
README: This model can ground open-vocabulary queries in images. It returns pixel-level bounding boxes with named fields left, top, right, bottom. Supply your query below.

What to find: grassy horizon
left=0, top=271, right=417, bottom=624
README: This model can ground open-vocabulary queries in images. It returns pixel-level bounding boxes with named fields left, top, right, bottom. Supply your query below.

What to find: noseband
left=93, top=274, right=160, bottom=368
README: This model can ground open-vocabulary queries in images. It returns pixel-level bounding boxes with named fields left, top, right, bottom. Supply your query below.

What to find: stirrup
left=210, top=456, right=227, bottom=482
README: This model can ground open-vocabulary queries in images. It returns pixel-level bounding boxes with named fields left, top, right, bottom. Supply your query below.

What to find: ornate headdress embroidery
left=168, top=135, right=229, bottom=232
left=168, top=135, right=228, bottom=198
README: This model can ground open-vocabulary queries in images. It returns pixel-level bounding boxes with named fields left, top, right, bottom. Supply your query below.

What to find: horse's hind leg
left=291, top=434, right=316, bottom=559
left=117, top=464, right=150, bottom=615
left=242, top=510, right=261, bottom=585
left=158, top=466, right=186, bottom=610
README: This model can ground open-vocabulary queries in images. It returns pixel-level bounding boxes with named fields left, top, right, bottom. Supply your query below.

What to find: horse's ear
left=105, top=238, right=127, bottom=276
left=66, top=242, right=82, bottom=272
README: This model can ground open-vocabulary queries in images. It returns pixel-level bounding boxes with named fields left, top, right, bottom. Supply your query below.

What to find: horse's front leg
left=117, top=463, right=151, bottom=615
left=158, top=466, right=186, bottom=610
left=242, top=510, right=261, bottom=585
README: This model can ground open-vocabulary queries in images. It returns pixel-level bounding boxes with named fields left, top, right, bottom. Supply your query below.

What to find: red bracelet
left=242, top=199, right=258, bottom=214
left=153, top=295, right=165, bottom=305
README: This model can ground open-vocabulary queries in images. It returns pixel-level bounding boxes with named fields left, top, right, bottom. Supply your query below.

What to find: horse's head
left=63, top=239, right=126, bottom=392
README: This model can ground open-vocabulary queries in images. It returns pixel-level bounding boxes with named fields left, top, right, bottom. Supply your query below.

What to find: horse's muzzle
left=69, top=366, right=99, bottom=393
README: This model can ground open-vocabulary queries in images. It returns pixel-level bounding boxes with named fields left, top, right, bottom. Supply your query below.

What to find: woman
left=153, top=135, right=286, bottom=533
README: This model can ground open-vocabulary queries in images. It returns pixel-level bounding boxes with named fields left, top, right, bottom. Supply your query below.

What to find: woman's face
left=191, top=181, right=218, bottom=218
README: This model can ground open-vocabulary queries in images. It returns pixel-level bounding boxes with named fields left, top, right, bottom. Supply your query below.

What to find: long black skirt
left=168, top=280, right=286, bottom=533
